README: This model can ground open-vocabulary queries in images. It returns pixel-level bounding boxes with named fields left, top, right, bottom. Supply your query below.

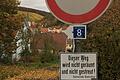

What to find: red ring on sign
left=46, top=0, right=110, bottom=24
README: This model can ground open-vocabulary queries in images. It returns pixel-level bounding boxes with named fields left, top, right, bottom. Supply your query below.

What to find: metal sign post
left=72, top=39, right=75, bottom=53
left=72, top=25, right=86, bottom=53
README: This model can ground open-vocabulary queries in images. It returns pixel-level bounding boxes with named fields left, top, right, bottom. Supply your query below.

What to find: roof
left=40, top=28, right=48, bottom=33
left=51, top=26, right=68, bottom=30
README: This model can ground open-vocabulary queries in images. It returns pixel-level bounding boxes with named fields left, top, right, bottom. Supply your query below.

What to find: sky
left=20, top=0, right=49, bottom=12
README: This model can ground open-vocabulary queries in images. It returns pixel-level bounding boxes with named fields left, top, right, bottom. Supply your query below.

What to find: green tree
left=0, top=0, right=23, bottom=57
left=0, top=0, right=20, bottom=14
left=39, top=33, right=58, bottom=64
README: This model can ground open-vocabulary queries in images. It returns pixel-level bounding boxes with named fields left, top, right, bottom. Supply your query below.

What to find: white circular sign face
left=55, top=0, right=99, bottom=15
left=46, top=0, right=111, bottom=24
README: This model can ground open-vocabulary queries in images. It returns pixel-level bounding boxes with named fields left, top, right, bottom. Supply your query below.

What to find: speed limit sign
left=46, top=0, right=111, bottom=24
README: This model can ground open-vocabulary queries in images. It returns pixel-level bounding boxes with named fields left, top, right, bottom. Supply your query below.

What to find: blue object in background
left=73, top=25, right=86, bottom=39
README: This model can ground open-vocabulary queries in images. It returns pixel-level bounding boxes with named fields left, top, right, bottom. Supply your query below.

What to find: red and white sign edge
left=45, top=0, right=112, bottom=24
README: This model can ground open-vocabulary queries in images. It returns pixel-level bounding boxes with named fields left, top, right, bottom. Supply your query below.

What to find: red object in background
left=31, top=22, right=36, bottom=29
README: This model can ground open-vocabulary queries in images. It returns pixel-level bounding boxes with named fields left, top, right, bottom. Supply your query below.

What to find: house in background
left=32, top=32, right=67, bottom=54
left=32, top=26, right=73, bottom=54
left=40, top=28, right=48, bottom=33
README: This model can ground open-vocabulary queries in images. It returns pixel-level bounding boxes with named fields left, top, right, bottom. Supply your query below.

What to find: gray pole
left=72, top=39, right=75, bottom=53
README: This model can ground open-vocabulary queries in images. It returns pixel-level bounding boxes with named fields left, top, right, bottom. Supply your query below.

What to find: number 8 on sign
left=73, top=25, right=86, bottom=39
left=77, top=29, right=82, bottom=37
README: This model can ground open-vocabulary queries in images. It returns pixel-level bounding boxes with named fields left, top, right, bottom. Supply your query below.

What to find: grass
left=0, top=56, right=59, bottom=80
left=15, top=60, right=59, bottom=69
left=0, top=62, right=59, bottom=80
